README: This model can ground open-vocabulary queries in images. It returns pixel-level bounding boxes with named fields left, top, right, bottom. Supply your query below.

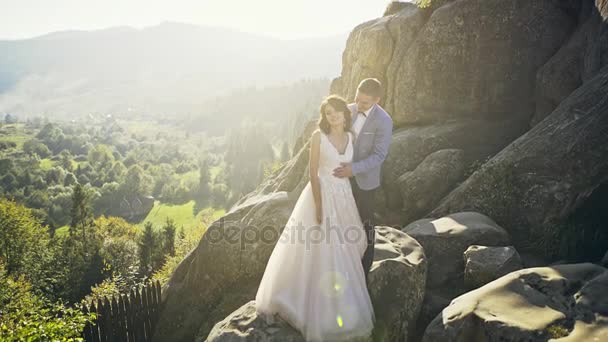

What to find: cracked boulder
left=463, top=245, right=523, bottom=289
left=402, top=212, right=510, bottom=288
left=422, top=263, right=608, bottom=341
left=396, top=149, right=465, bottom=225
left=431, top=64, right=608, bottom=257
left=369, top=226, right=427, bottom=342
left=331, top=3, right=428, bottom=103
left=380, top=120, right=527, bottom=219
left=389, top=0, right=576, bottom=126
left=534, top=0, right=608, bottom=125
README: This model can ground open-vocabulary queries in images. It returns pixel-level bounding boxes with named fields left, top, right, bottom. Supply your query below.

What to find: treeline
left=1, top=114, right=301, bottom=228
left=0, top=189, right=193, bottom=339
left=0, top=119, right=226, bottom=229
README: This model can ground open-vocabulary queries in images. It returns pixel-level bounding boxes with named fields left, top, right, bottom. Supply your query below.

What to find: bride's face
left=325, top=105, right=345, bottom=128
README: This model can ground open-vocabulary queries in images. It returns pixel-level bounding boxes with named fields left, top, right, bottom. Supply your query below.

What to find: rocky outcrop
left=402, top=212, right=510, bottom=288
left=204, top=301, right=304, bottom=342
left=400, top=212, right=511, bottom=340
left=396, top=149, right=465, bottom=225
left=431, top=66, right=608, bottom=257
left=463, top=245, right=523, bottom=289
left=333, top=0, right=577, bottom=128
left=331, top=3, right=428, bottom=103
left=533, top=0, right=608, bottom=125
left=156, top=1, right=608, bottom=341
left=380, top=119, right=526, bottom=222
left=383, top=1, right=413, bottom=17
left=422, top=263, right=608, bottom=341
left=369, top=226, right=427, bottom=341
left=153, top=184, right=300, bottom=341
left=203, top=226, right=427, bottom=342
left=391, top=0, right=575, bottom=126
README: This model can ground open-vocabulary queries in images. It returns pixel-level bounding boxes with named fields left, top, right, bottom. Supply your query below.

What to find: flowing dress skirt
left=255, top=175, right=375, bottom=341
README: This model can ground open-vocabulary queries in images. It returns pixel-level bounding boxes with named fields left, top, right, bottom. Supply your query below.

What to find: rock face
left=389, top=0, right=575, bottom=126
left=204, top=301, right=305, bottom=342
left=402, top=212, right=510, bottom=288
left=333, top=0, right=576, bottom=127
left=397, top=149, right=465, bottom=225
left=152, top=191, right=295, bottom=342
left=204, top=226, right=427, bottom=342
left=422, top=263, right=608, bottom=341
left=431, top=66, right=608, bottom=257
left=155, top=0, right=608, bottom=340
left=380, top=119, right=527, bottom=221
left=463, top=245, right=523, bottom=289
left=331, top=3, right=428, bottom=103
left=534, top=0, right=608, bottom=125
left=369, top=227, right=427, bottom=342
left=407, top=218, right=515, bottom=341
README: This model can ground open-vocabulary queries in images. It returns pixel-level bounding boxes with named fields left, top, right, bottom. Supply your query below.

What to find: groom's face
left=355, top=91, right=379, bottom=112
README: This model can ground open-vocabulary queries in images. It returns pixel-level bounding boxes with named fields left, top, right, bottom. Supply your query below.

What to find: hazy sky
left=0, top=0, right=393, bottom=40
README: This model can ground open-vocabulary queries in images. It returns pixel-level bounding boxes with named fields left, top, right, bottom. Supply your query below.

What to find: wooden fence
left=82, top=280, right=162, bottom=342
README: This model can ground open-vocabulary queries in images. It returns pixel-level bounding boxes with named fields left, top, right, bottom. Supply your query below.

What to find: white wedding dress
left=255, top=130, right=375, bottom=341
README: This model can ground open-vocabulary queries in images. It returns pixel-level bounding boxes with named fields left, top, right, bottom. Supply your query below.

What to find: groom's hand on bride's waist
left=333, top=162, right=353, bottom=178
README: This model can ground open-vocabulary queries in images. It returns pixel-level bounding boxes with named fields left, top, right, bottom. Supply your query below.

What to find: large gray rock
left=397, top=149, right=465, bottom=225
left=204, top=301, right=304, bottom=342
left=422, top=263, right=608, bottom=341
left=402, top=212, right=510, bottom=288
left=381, top=120, right=527, bottom=216
left=204, top=226, right=427, bottom=342
left=431, top=66, right=608, bottom=258
left=331, top=3, right=428, bottom=103
left=463, top=245, right=523, bottom=289
left=369, top=226, right=427, bottom=342
left=152, top=191, right=295, bottom=342
left=533, top=0, right=608, bottom=125
left=388, top=0, right=575, bottom=127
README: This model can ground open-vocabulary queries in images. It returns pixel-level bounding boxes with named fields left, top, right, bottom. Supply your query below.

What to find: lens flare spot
left=319, top=271, right=347, bottom=298
left=336, top=315, right=344, bottom=327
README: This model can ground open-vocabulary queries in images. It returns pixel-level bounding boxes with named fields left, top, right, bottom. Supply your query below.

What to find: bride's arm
left=309, top=130, right=322, bottom=222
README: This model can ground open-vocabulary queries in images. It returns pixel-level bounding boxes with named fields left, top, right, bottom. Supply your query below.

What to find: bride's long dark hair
left=317, top=95, right=352, bottom=135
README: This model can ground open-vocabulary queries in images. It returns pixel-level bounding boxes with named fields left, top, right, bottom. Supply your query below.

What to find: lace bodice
left=317, top=131, right=353, bottom=182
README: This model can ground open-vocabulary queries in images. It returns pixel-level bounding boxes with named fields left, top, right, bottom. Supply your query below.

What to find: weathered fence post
left=83, top=281, right=163, bottom=342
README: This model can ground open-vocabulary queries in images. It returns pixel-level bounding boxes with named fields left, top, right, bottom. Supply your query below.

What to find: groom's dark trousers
left=349, top=177, right=376, bottom=283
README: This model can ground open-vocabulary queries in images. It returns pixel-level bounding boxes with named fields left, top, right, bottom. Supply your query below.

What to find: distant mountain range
left=0, top=22, right=346, bottom=120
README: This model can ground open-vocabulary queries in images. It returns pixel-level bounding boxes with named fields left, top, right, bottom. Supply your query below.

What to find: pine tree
left=70, top=183, right=93, bottom=246
left=162, top=218, right=177, bottom=257
left=163, top=217, right=177, bottom=258
left=138, top=222, right=155, bottom=277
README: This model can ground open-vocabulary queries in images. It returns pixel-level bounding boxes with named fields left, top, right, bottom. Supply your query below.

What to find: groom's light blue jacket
left=348, top=103, right=393, bottom=191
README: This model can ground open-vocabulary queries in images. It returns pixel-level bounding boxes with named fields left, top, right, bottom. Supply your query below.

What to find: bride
left=255, top=95, right=375, bottom=341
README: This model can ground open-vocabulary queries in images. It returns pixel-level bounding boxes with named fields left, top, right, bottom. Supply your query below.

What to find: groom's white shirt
left=352, top=104, right=374, bottom=138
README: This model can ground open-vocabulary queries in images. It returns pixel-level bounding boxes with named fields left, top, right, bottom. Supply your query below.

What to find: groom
left=333, top=78, right=393, bottom=283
